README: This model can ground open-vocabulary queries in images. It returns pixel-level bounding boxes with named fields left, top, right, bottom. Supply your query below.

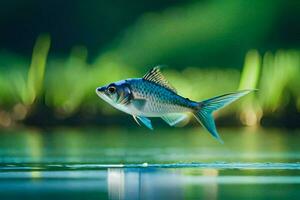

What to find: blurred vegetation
left=0, top=0, right=299, bottom=128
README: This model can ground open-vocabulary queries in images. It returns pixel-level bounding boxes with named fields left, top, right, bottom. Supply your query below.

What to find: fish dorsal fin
left=143, top=66, right=177, bottom=93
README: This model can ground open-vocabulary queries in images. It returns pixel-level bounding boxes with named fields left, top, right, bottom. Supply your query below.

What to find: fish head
left=96, top=80, right=132, bottom=106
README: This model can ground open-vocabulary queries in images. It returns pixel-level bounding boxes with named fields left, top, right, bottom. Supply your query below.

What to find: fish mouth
left=96, top=86, right=106, bottom=93
left=96, top=87, right=106, bottom=98
left=96, top=86, right=112, bottom=104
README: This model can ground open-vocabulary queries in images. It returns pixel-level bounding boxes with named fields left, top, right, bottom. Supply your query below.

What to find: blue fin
left=133, top=116, right=153, bottom=130
left=194, top=90, right=255, bottom=143
left=161, top=113, right=189, bottom=126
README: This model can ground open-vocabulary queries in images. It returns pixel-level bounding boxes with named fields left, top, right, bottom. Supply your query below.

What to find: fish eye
left=108, top=86, right=116, bottom=93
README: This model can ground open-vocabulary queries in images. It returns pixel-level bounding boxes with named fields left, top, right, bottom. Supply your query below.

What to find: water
left=0, top=127, right=299, bottom=199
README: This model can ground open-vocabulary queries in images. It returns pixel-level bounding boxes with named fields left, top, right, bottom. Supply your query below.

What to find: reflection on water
left=108, top=168, right=185, bottom=200
left=0, top=167, right=300, bottom=200
left=107, top=168, right=300, bottom=200
left=0, top=128, right=300, bottom=164
left=107, top=168, right=223, bottom=200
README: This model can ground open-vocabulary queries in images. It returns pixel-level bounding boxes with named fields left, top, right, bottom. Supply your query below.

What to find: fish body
left=125, top=78, right=196, bottom=116
left=96, top=66, right=254, bottom=143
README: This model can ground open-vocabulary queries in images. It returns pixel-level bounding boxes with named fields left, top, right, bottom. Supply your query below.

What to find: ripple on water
left=0, top=162, right=300, bottom=171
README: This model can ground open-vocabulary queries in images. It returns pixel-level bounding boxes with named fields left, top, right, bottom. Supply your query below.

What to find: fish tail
left=192, top=90, right=255, bottom=143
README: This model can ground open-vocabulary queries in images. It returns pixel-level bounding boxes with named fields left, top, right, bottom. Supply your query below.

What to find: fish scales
left=128, top=79, right=194, bottom=114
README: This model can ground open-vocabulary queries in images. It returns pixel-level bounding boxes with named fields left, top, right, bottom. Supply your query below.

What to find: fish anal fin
left=161, top=113, right=189, bottom=127
left=143, top=66, right=177, bottom=93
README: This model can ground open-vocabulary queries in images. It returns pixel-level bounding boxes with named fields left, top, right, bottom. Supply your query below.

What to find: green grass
left=1, top=0, right=298, bottom=127
left=0, top=36, right=299, bottom=127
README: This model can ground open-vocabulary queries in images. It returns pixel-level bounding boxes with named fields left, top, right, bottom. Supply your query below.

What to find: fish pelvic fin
left=133, top=116, right=141, bottom=126
left=133, top=116, right=153, bottom=130
left=193, top=90, right=255, bottom=143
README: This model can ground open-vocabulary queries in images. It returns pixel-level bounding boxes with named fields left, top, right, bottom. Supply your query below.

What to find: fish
left=96, top=66, right=254, bottom=143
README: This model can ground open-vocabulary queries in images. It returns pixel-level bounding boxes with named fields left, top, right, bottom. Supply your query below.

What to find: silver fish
left=96, top=66, right=254, bottom=142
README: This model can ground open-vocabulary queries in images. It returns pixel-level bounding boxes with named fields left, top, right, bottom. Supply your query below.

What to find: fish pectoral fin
left=134, top=116, right=153, bottom=130
left=132, top=99, right=147, bottom=110
left=161, top=113, right=189, bottom=127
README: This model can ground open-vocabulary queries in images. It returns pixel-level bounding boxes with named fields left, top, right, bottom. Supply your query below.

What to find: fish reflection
left=107, top=168, right=218, bottom=200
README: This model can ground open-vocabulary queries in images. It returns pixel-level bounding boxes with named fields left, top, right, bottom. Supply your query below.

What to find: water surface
left=0, top=127, right=299, bottom=199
